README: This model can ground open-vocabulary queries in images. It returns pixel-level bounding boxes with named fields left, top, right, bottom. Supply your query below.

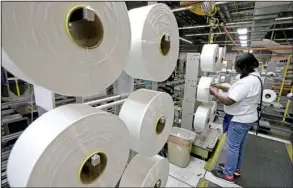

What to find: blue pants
left=224, top=121, right=252, bottom=176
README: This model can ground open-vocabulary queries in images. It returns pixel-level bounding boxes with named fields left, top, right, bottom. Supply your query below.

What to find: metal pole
left=172, top=6, right=191, bottom=12
left=95, top=99, right=126, bottom=110
left=281, top=25, right=291, bottom=45
left=222, top=25, right=236, bottom=46
left=85, top=94, right=127, bottom=106
left=185, top=27, right=293, bottom=36
left=283, top=86, right=293, bottom=122
left=179, top=18, right=292, bottom=30
left=277, top=55, right=292, bottom=102
left=232, top=46, right=293, bottom=51
left=3, top=69, right=11, bottom=98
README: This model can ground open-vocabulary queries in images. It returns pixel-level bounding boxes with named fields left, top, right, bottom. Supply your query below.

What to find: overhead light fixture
left=239, top=35, right=247, bottom=40
left=237, top=28, right=248, bottom=35
left=240, top=40, right=247, bottom=44
left=241, top=43, right=247, bottom=47
left=179, top=37, right=193, bottom=44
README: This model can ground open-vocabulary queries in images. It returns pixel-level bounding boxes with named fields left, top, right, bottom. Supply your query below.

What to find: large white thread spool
left=119, top=89, right=174, bottom=157
left=7, top=104, right=130, bottom=187
left=200, top=44, right=219, bottom=72
left=193, top=106, right=211, bottom=133
left=216, top=47, right=224, bottom=71
left=197, top=77, right=215, bottom=103
left=262, top=89, right=277, bottom=103
left=201, top=101, right=217, bottom=121
left=124, top=3, right=179, bottom=81
left=2, top=2, right=131, bottom=96
left=119, top=154, right=169, bottom=187
left=266, top=72, right=276, bottom=80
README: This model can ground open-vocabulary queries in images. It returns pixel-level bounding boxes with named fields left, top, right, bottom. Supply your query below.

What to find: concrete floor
left=166, top=156, right=205, bottom=187
left=166, top=156, right=241, bottom=188
left=166, top=129, right=291, bottom=188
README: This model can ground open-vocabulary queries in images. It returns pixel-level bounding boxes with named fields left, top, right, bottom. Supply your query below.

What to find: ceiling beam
left=232, top=46, right=293, bottom=51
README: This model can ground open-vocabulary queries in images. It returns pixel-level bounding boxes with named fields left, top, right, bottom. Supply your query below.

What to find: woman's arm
left=218, top=85, right=230, bottom=92
left=212, top=84, right=230, bottom=92
left=210, top=87, right=236, bottom=106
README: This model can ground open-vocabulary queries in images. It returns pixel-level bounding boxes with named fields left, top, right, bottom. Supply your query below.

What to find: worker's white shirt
left=224, top=71, right=262, bottom=123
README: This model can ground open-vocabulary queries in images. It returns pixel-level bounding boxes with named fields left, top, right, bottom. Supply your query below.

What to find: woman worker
left=209, top=53, right=262, bottom=183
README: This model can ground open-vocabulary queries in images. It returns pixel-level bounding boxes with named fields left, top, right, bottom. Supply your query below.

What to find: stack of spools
left=193, top=44, right=222, bottom=133
left=2, top=2, right=179, bottom=187
left=119, top=3, right=178, bottom=187
left=119, top=89, right=174, bottom=187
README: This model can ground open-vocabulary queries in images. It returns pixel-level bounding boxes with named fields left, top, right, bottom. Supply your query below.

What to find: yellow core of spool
left=155, top=117, right=166, bottom=135
left=78, top=151, right=107, bottom=184
left=65, top=5, right=104, bottom=49
left=159, top=33, right=171, bottom=56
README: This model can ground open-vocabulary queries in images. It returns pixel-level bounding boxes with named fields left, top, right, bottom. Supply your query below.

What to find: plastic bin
left=167, top=127, right=196, bottom=168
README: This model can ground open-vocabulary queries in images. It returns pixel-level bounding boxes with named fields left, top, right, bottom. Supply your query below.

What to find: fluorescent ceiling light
left=241, top=43, right=247, bottom=47
left=240, top=40, right=247, bottom=44
left=239, top=35, right=247, bottom=40
left=179, top=37, right=193, bottom=44
left=237, top=28, right=248, bottom=35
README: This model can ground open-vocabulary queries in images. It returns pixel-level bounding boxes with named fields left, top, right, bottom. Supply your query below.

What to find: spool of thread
left=119, top=154, right=169, bottom=187
left=201, top=101, right=217, bottom=120
left=2, top=2, right=131, bottom=96
left=193, top=106, right=211, bottom=133
left=7, top=104, right=130, bottom=187
left=125, top=3, right=179, bottom=81
left=216, top=47, right=224, bottom=71
left=119, top=89, right=174, bottom=157
left=287, top=93, right=293, bottom=100
left=200, top=44, right=219, bottom=72
left=197, top=77, right=215, bottom=103
left=262, top=89, right=277, bottom=103
left=266, top=72, right=276, bottom=80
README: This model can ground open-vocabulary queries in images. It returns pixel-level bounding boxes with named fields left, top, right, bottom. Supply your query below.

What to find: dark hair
left=235, top=53, right=259, bottom=78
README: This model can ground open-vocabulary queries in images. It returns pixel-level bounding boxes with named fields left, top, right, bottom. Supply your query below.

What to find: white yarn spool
left=7, top=104, right=130, bottom=187
left=119, top=155, right=169, bottom=187
left=197, top=77, right=215, bottom=103
left=216, top=47, right=224, bottom=71
left=200, top=44, right=219, bottom=72
left=2, top=2, right=131, bottom=96
left=266, top=72, right=276, bottom=80
left=287, top=93, right=293, bottom=99
left=193, top=106, right=211, bottom=133
left=125, top=3, right=179, bottom=81
left=263, top=89, right=277, bottom=103
left=202, top=101, right=217, bottom=119
left=119, top=89, right=174, bottom=157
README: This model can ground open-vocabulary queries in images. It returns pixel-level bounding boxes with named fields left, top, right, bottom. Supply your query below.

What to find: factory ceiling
left=126, top=2, right=293, bottom=53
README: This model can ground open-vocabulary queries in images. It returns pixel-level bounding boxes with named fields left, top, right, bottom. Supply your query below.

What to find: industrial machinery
left=178, top=53, right=221, bottom=160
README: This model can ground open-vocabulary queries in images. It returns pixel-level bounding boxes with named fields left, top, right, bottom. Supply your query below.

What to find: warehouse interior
left=1, top=1, right=293, bottom=188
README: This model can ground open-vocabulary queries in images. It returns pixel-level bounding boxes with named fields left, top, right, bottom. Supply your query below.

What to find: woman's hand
left=210, top=87, right=218, bottom=96
left=211, top=84, right=221, bottom=89
left=211, top=84, right=230, bottom=92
